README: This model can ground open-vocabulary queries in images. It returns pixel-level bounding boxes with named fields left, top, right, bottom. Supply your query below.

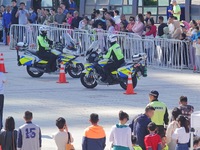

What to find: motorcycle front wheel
left=120, top=75, right=137, bottom=90
left=80, top=73, right=97, bottom=88
left=68, top=63, right=84, bottom=78
left=26, top=66, right=44, bottom=78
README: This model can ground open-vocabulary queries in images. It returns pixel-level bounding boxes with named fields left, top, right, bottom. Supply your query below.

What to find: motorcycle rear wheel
left=26, top=66, right=44, bottom=78
left=120, top=75, right=137, bottom=90
left=80, top=73, right=97, bottom=88
left=68, top=63, right=84, bottom=78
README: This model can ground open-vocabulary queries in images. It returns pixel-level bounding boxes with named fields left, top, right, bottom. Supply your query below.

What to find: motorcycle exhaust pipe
left=29, top=67, right=45, bottom=73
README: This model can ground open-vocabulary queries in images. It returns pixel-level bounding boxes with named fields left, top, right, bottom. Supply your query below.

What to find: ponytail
left=177, top=115, right=190, bottom=133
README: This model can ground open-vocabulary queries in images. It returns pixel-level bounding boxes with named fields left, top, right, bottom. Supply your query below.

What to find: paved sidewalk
left=1, top=45, right=200, bottom=149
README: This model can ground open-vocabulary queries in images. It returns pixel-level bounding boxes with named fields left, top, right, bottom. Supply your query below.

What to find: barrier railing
left=10, top=24, right=193, bottom=71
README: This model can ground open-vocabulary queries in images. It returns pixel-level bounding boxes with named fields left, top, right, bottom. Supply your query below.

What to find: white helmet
left=108, top=34, right=117, bottom=43
left=39, top=26, right=49, bottom=35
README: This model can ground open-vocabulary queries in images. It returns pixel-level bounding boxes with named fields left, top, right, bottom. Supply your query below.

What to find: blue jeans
left=175, top=143, right=189, bottom=150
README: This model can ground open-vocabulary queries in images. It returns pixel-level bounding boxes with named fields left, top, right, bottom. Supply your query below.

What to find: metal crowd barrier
left=10, top=24, right=193, bottom=71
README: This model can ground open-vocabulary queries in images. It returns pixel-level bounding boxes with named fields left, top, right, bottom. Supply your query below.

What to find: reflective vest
left=133, top=145, right=142, bottom=150
left=103, top=43, right=124, bottom=61
left=148, top=101, right=167, bottom=126
left=37, top=35, right=50, bottom=51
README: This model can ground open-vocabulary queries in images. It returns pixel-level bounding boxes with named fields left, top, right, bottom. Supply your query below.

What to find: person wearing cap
left=11, top=0, right=18, bottom=24
left=17, top=111, right=42, bottom=150
left=168, top=0, right=181, bottom=21
left=82, top=113, right=106, bottom=150
left=147, top=90, right=169, bottom=137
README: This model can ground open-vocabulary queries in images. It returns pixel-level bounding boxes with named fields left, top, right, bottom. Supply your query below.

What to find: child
left=194, top=37, right=200, bottom=72
left=194, top=137, right=200, bottom=150
left=52, top=117, right=74, bottom=150
left=172, top=115, right=190, bottom=150
left=144, top=122, right=162, bottom=150
left=96, top=23, right=105, bottom=51
left=161, top=136, right=169, bottom=150
left=131, top=135, right=142, bottom=150
left=82, top=113, right=106, bottom=150
left=178, top=96, right=194, bottom=123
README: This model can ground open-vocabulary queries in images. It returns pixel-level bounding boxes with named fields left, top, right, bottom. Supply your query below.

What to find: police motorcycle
left=16, top=41, right=84, bottom=78
left=80, top=40, right=148, bottom=90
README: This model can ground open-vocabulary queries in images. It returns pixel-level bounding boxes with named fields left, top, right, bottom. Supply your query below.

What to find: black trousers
left=38, top=51, right=57, bottom=72
left=5, top=28, right=9, bottom=45
left=0, top=94, right=4, bottom=130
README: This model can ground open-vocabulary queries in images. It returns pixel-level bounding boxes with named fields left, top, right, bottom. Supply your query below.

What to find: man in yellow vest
left=103, top=34, right=125, bottom=83
left=147, top=90, right=169, bottom=137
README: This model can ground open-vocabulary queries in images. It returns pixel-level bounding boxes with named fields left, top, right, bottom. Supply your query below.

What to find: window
left=86, top=0, right=96, bottom=5
left=96, top=0, right=109, bottom=5
left=158, top=0, right=169, bottom=6
left=123, top=6, right=132, bottom=14
left=85, top=5, right=95, bottom=14
left=110, top=0, right=123, bottom=5
left=191, top=0, right=200, bottom=5
left=144, top=7, right=157, bottom=15
left=42, top=0, right=53, bottom=7
left=144, top=0, right=158, bottom=6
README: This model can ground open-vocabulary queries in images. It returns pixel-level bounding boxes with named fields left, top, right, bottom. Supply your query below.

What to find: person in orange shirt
left=82, top=113, right=106, bottom=150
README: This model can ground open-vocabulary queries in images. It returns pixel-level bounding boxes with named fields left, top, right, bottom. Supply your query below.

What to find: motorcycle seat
left=27, top=50, right=38, bottom=56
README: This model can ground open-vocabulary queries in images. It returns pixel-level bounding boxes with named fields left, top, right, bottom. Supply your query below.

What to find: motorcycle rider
left=103, top=34, right=125, bottom=82
left=37, top=26, right=57, bottom=72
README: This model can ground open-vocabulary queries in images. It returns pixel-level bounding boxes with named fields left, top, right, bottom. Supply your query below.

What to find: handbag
left=66, top=132, right=75, bottom=150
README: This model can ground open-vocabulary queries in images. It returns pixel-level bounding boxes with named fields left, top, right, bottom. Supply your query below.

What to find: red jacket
left=146, top=25, right=157, bottom=37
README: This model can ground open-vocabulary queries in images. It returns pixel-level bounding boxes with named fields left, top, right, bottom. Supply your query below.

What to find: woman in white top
left=166, top=107, right=182, bottom=150
left=172, top=115, right=190, bottom=150
left=106, top=19, right=115, bottom=34
left=109, top=110, right=133, bottom=150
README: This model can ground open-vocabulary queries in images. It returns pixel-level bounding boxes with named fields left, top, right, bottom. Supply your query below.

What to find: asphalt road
left=1, top=45, right=200, bottom=149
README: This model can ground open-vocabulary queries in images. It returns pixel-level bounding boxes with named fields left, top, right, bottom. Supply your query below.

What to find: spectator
left=29, top=7, right=37, bottom=24
left=145, top=18, right=157, bottom=37
left=68, top=0, right=77, bottom=14
left=71, top=11, right=82, bottom=29
left=114, top=10, right=121, bottom=25
left=0, top=116, right=17, bottom=150
left=145, top=11, right=152, bottom=24
left=0, top=12, right=3, bottom=42
left=161, top=136, right=169, bottom=150
left=147, top=90, right=169, bottom=137
left=161, top=27, right=171, bottom=39
left=188, top=20, right=198, bottom=37
left=54, top=7, right=66, bottom=24
left=0, top=5, right=5, bottom=14
left=11, top=0, right=18, bottom=24
left=52, top=117, right=74, bottom=150
left=131, top=136, right=142, bottom=150
left=15, top=2, right=29, bottom=25
left=93, top=9, right=106, bottom=30
left=193, top=137, right=200, bottom=150
left=82, top=113, right=106, bottom=150
left=109, top=110, right=133, bottom=150
left=104, top=11, right=113, bottom=21
left=48, top=8, right=56, bottom=24
left=181, top=25, right=188, bottom=34
left=120, top=14, right=128, bottom=29
left=178, top=96, right=194, bottom=121
left=17, top=111, right=42, bottom=150
left=120, top=22, right=127, bottom=32
left=106, top=19, right=115, bottom=33
left=126, top=16, right=135, bottom=32
left=171, top=20, right=182, bottom=39
left=132, top=14, right=145, bottom=36
left=79, top=16, right=91, bottom=30
left=172, top=115, right=190, bottom=150
left=60, top=3, right=68, bottom=15
left=0, top=72, right=6, bottom=130
left=144, top=122, right=162, bottom=150
left=166, top=107, right=182, bottom=150
left=130, top=106, right=155, bottom=150
left=66, top=12, right=73, bottom=26
left=194, top=37, right=200, bottom=72
left=43, top=9, right=51, bottom=25
left=37, top=8, right=46, bottom=24
left=169, top=0, right=181, bottom=21
left=168, top=15, right=175, bottom=35
left=3, top=6, right=12, bottom=45
left=158, top=16, right=168, bottom=37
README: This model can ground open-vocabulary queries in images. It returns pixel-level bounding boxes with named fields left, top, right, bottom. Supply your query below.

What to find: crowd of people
left=0, top=91, right=198, bottom=150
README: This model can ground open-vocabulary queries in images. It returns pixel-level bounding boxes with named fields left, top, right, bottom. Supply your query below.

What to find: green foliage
left=144, top=0, right=158, bottom=6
